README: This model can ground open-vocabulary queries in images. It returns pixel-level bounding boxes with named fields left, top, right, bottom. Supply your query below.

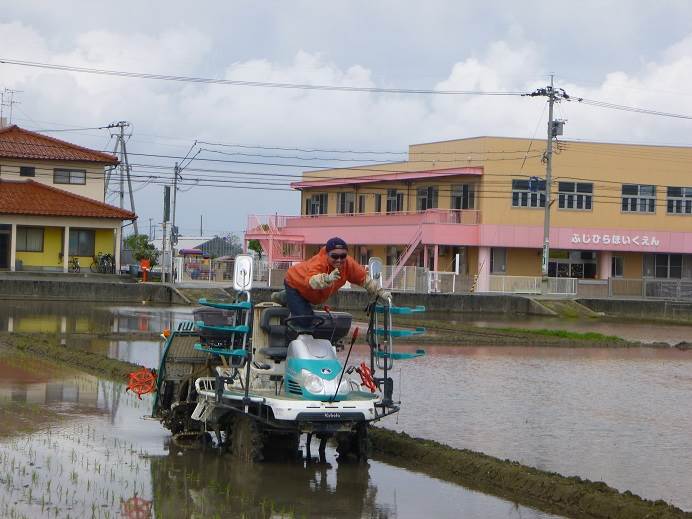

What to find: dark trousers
left=285, top=281, right=314, bottom=329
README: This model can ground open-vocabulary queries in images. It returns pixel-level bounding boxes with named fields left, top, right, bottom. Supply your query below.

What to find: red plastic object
left=126, top=368, right=157, bottom=399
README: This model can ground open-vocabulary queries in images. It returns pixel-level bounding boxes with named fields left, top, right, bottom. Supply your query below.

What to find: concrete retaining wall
left=248, top=287, right=554, bottom=315
left=579, top=298, right=692, bottom=322
left=0, top=279, right=187, bottom=304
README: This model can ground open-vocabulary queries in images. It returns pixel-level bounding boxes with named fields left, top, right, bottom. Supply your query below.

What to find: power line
left=0, top=58, right=527, bottom=96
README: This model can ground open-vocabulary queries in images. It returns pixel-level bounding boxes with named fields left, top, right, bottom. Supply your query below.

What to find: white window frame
left=54, top=168, right=86, bottom=185
left=416, top=186, right=439, bottom=211
left=666, top=186, right=692, bottom=215
left=621, top=184, right=656, bottom=213
left=336, top=192, right=355, bottom=215
left=611, top=255, right=624, bottom=278
left=558, top=182, right=593, bottom=211
left=305, top=193, right=328, bottom=215
left=511, top=179, right=546, bottom=209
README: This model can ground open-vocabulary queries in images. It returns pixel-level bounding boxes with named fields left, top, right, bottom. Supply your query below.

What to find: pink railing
left=278, top=209, right=481, bottom=229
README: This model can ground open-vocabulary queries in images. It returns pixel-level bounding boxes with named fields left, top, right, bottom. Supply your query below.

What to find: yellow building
left=247, top=136, right=692, bottom=297
left=0, top=125, right=136, bottom=272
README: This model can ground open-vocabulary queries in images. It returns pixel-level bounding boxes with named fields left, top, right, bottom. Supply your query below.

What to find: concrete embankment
left=1, top=331, right=690, bottom=519
left=0, top=276, right=189, bottom=304
left=246, top=287, right=556, bottom=315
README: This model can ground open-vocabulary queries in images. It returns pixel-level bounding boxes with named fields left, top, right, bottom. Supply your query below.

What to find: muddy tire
left=336, top=423, right=369, bottom=462
left=231, top=415, right=265, bottom=463
left=263, top=432, right=301, bottom=461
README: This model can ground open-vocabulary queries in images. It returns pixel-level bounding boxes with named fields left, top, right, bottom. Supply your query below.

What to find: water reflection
left=0, top=356, right=559, bottom=519
left=0, top=299, right=192, bottom=336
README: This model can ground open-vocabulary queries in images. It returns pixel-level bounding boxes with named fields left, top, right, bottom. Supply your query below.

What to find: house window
left=611, top=255, right=624, bottom=277
left=336, top=192, right=355, bottom=214
left=622, top=184, right=655, bottom=213
left=451, top=184, right=475, bottom=209
left=416, top=186, right=438, bottom=210
left=54, top=169, right=86, bottom=185
left=386, top=189, right=404, bottom=213
left=16, top=227, right=43, bottom=252
left=511, top=179, right=546, bottom=208
left=358, top=194, right=366, bottom=214
left=19, top=166, right=35, bottom=177
left=69, top=229, right=95, bottom=257
left=666, top=186, right=692, bottom=215
left=558, top=182, right=593, bottom=210
left=374, top=193, right=382, bottom=212
left=305, top=193, right=328, bottom=215
left=490, top=247, right=507, bottom=274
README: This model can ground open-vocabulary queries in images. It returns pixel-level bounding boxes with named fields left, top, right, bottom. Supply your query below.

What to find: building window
left=621, top=184, right=655, bottom=213
left=558, top=182, right=593, bottom=210
left=358, top=194, right=366, bottom=214
left=336, top=192, right=355, bottom=214
left=16, top=227, right=43, bottom=252
left=19, top=166, right=35, bottom=177
left=490, top=247, right=507, bottom=274
left=644, top=253, right=682, bottom=279
left=386, top=246, right=400, bottom=266
left=416, top=186, right=438, bottom=210
left=451, top=184, right=475, bottom=209
left=386, top=189, right=404, bottom=213
left=305, top=193, right=328, bottom=215
left=69, top=229, right=95, bottom=257
left=511, top=179, right=546, bottom=208
left=358, top=248, right=371, bottom=266
left=54, top=169, right=86, bottom=185
left=611, top=256, right=624, bottom=277
left=374, top=193, right=382, bottom=212
left=666, top=186, right=692, bottom=215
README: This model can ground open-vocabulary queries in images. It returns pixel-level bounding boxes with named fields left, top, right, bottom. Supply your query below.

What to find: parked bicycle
left=68, top=256, right=80, bottom=273
left=90, top=252, right=115, bottom=274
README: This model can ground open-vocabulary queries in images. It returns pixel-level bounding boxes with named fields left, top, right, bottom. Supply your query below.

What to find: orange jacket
left=285, top=247, right=367, bottom=304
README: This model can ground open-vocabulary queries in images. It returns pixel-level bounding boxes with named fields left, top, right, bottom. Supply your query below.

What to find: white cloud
left=3, top=19, right=692, bottom=233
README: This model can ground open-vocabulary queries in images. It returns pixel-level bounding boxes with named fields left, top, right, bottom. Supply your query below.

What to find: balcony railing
left=281, top=209, right=481, bottom=228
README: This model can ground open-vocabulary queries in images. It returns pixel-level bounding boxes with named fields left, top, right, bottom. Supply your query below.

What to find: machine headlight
left=302, top=370, right=324, bottom=394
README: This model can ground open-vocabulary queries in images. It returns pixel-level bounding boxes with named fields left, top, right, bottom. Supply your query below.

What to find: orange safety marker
left=126, top=368, right=157, bottom=399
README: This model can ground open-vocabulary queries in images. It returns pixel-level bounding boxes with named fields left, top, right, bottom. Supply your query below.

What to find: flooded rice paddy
left=1, top=300, right=691, bottom=515
left=0, top=351, right=557, bottom=519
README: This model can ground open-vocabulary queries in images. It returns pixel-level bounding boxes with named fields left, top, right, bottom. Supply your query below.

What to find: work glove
left=309, top=268, right=340, bottom=290
left=363, top=277, right=392, bottom=302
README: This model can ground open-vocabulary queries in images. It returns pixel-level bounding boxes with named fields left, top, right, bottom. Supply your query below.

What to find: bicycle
left=90, top=252, right=116, bottom=274
left=68, top=256, right=80, bottom=273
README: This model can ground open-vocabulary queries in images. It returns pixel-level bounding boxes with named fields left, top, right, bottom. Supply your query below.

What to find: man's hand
left=309, top=268, right=340, bottom=290
left=326, top=268, right=340, bottom=283
left=376, top=287, right=391, bottom=302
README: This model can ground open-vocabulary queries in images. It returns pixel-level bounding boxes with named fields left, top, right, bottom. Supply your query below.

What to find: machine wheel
left=261, top=432, right=301, bottom=462
left=231, top=415, right=265, bottom=463
left=336, top=423, right=370, bottom=462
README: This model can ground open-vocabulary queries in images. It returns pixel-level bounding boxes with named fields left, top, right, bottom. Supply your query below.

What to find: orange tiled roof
left=0, top=180, right=136, bottom=220
left=0, top=125, right=118, bottom=164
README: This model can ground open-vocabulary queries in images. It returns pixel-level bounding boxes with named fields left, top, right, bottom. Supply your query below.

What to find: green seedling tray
left=198, top=298, right=252, bottom=310
left=374, top=305, right=426, bottom=314
left=373, top=349, right=426, bottom=360
left=374, top=326, right=426, bottom=337
left=194, top=344, right=248, bottom=357
left=196, top=321, right=250, bottom=334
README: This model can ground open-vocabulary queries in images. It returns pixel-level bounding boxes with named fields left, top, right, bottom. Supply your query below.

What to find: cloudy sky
left=2, top=1, right=692, bottom=238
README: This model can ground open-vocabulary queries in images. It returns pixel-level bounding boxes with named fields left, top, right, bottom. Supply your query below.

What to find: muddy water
left=0, top=355, right=557, bottom=519
left=3, top=301, right=692, bottom=511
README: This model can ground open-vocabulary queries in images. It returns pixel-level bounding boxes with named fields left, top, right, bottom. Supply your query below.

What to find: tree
left=124, top=234, right=159, bottom=266
left=248, top=239, right=263, bottom=259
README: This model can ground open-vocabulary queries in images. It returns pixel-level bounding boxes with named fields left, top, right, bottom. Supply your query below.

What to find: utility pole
left=170, top=162, right=180, bottom=285
left=106, top=121, right=138, bottom=235
left=527, top=75, right=569, bottom=294
left=0, top=88, right=21, bottom=125
left=200, top=214, right=203, bottom=236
